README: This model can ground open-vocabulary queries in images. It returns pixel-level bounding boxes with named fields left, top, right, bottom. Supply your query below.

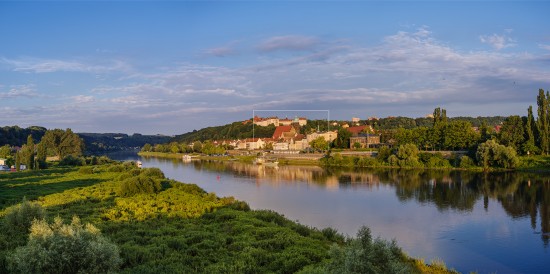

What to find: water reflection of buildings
left=201, top=161, right=382, bottom=190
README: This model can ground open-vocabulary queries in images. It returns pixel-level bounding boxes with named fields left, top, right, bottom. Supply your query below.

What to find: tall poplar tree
left=25, top=135, right=35, bottom=170
left=536, top=89, right=549, bottom=154
left=523, top=105, right=538, bottom=154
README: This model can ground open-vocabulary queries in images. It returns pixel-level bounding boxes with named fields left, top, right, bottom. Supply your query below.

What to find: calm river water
left=110, top=152, right=550, bottom=273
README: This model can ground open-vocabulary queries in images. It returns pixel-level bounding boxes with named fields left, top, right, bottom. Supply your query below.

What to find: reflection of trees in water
left=479, top=172, right=550, bottom=246
left=377, top=169, right=480, bottom=212
left=191, top=160, right=550, bottom=246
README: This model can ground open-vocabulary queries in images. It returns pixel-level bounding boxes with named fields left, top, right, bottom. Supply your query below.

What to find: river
left=110, top=151, right=550, bottom=273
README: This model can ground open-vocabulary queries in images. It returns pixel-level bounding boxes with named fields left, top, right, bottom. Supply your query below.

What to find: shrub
left=3, top=198, right=45, bottom=237
left=323, top=226, right=411, bottom=273
left=459, top=155, right=475, bottom=168
left=140, top=167, right=165, bottom=179
left=7, top=216, right=122, bottom=274
left=117, top=176, right=162, bottom=197
left=79, top=166, right=94, bottom=174
left=59, top=155, right=86, bottom=166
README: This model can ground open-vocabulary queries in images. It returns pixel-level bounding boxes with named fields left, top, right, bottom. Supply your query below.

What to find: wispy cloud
left=0, top=57, right=131, bottom=73
left=203, top=46, right=236, bottom=57
left=71, top=95, right=95, bottom=104
left=257, top=35, right=319, bottom=52
left=0, top=84, right=38, bottom=99
left=539, top=44, right=550, bottom=51
left=479, top=33, right=516, bottom=50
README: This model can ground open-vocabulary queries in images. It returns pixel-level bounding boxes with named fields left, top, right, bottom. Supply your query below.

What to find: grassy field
left=0, top=163, right=457, bottom=273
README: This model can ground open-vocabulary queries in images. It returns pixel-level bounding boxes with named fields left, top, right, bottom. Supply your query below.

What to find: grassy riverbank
left=0, top=162, right=456, bottom=273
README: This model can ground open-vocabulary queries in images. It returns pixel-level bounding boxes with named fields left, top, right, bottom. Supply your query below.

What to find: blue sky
left=1, top=1, right=550, bottom=135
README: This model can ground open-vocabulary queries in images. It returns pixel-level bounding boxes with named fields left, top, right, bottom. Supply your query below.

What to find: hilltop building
left=253, top=116, right=307, bottom=127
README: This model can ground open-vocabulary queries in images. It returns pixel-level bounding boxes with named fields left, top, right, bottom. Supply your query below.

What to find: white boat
left=254, top=157, right=278, bottom=167
left=182, top=155, right=192, bottom=162
left=136, top=161, right=142, bottom=168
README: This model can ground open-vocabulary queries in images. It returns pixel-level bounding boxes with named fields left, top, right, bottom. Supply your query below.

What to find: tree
left=498, top=115, right=524, bottom=151
left=0, top=145, right=12, bottom=158
left=40, top=129, right=84, bottom=160
left=396, top=144, right=422, bottom=167
left=35, top=142, right=47, bottom=169
left=536, top=89, right=549, bottom=154
left=193, top=141, right=203, bottom=153
left=310, top=136, right=328, bottom=152
left=476, top=140, right=519, bottom=169
left=523, top=105, right=539, bottom=155
left=7, top=216, right=122, bottom=274
left=170, top=142, right=181, bottom=154
left=25, top=135, right=35, bottom=170
left=333, top=128, right=351, bottom=149
left=142, top=143, right=152, bottom=152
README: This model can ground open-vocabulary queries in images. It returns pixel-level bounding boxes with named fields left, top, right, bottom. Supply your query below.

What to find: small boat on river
left=182, top=155, right=192, bottom=162
left=254, top=157, right=278, bottom=167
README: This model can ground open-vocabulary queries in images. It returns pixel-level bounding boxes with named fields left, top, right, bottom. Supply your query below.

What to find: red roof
left=272, top=125, right=293, bottom=139
left=346, top=126, right=367, bottom=135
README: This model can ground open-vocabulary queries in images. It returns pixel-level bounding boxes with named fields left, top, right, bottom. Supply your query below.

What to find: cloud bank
left=1, top=28, right=549, bottom=134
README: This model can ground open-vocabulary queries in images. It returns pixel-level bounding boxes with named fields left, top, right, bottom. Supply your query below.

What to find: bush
left=322, top=226, right=411, bottom=273
left=3, top=198, right=45, bottom=237
left=59, top=155, right=86, bottom=166
left=140, top=167, right=165, bottom=179
left=7, top=216, right=122, bottom=274
left=117, top=175, right=162, bottom=197
left=79, top=166, right=94, bottom=174
left=459, top=155, right=475, bottom=168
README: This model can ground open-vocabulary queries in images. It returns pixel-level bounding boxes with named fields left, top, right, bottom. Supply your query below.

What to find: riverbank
left=138, top=151, right=321, bottom=166
left=0, top=163, right=456, bottom=273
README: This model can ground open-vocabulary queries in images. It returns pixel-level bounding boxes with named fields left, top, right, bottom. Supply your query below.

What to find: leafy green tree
left=35, top=142, right=47, bottom=169
left=333, top=128, right=351, bottom=149
left=310, top=136, right=328, bottom=152
left=498, top=115, right=524, bottom=151
left=396, top=144, right=423, bottom=167
left=476, top=140, right=519, bottom=169
left=170, top=142, right=181, bottom=153
left=376, top=146, right=392, bottom=163
left=40, top=129, right=84, bottom=159
left=142, top=143, right=152, bottom=152
left=7, top=216, right=122, bottom=274
left=0, top=145, right=12, bottom=158
left=193, top=141, right=203, bottom=153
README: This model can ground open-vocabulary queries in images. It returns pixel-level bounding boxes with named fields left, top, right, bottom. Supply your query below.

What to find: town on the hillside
left=212, top=115, right=381, bottom=153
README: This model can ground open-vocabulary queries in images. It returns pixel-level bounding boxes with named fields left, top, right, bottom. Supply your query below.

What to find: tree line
left=0, top=128, right=84, bottom=170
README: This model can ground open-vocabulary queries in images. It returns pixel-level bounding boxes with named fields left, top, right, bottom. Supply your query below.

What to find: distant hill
left=0, top=125, right=171, bottom=153
left=0, top=126, right=47, bottom=146
left=78, top=133, right=171, bottom=153
left=171, top=121, right=276, bottom=143
left=170, top=116, right=508, bottom=143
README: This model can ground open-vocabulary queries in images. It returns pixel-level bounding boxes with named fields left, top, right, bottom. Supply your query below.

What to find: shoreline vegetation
left=0, top=161, right=457, bottom=273
left=138, top=151, right=550, bottom=172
